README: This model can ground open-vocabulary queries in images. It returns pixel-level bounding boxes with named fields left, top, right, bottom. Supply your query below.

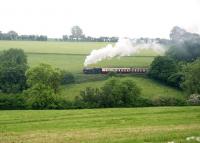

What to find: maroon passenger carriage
left=83, top=67, right=148, bottom=74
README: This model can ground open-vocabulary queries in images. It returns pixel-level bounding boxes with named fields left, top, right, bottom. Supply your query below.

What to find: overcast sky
left=0, top=0, right=200, bottom=39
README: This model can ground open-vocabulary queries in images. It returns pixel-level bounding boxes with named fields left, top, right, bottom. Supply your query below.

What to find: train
left=83, top=67, right=148, bottom=74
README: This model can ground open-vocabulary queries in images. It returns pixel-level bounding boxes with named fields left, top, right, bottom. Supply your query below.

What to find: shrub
left=108, top=71, right=117, bottom=77
left=60, top=71, right=75, bottom=85
left=151, top=96, right=186, bottom=106
left=187, top=94, right=200, bottom=105
left=24, top=84, right=60, bottom=109
left=78, top=78, right=143, bottom=108
left=0, top=94, right=26, bottom=109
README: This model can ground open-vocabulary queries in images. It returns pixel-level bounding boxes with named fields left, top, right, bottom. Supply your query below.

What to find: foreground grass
left=0, top=107, right=200, bottom=143
left=61, top=76, right=184, bottom=101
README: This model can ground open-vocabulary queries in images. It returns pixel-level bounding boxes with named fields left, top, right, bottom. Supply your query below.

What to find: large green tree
left=148, top=56, right=178, bottom=84
left=26, top=63, right=62, bottom=94
left=0, top=49, right=27, bottom=93
left=182, top=59, right=200, bottom=94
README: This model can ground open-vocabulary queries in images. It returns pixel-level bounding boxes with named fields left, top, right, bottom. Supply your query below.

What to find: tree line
left=0, top=31, right=47, bottom=41
left=62, top=25, right=118, bottom=42
left=0, top=26, right=118, bottom=42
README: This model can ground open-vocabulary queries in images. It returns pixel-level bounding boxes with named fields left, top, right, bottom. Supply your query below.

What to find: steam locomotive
left=83, top=67, right=148, bottom=74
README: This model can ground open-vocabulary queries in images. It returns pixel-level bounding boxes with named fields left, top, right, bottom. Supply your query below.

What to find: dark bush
left=61, top=71, right=75, bottom=85
left=77, top=78, right=144, bottom=108
left=148, top=56, right=178, bottom=83
left=0, top=94, right=26, bottom=109
left=108, top=71, right=117, bottom=77
left=0, top=49, right=27, bottom=93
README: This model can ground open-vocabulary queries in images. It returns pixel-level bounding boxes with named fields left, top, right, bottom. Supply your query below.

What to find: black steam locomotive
left=83, top=67, right=148, bottom=74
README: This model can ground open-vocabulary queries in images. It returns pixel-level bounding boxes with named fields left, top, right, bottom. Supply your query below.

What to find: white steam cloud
left=84, top=38, right=164, bottom=66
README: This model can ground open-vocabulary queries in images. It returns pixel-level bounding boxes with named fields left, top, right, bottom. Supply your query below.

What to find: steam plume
left=84, top=38, right=164, bottom=66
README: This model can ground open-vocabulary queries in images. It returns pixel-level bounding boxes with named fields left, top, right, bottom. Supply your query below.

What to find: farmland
left=0, top=41, right=157, bottom=73
left=61, top=76, right=184, bottom=101
left=0, top=40, right=194, bottom=143
left=0, top=40, right=184, bottom=102
left=0, top=107, right=200, bottom=143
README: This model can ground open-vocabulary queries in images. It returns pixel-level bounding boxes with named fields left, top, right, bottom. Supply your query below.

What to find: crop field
left=0, top=107, right=200, bottom=143
left=61, top=76, right=184, bottom=101
left=0, top=41, right=158, bottom=73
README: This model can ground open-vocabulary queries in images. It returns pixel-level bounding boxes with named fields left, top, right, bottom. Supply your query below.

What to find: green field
left=1, top=107, right=200, bottom=143
left=0, top=41, right=192, bottom=143
left=0, top=41, right=109, bottom=54
left=0, top=41, right=158, bottom=73
left=61, top=76, right=184, bottom=101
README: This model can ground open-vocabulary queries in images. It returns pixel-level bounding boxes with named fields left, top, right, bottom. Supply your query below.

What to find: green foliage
left=26, top=63, right=62, bottom=94
left=24, top=83, right=60, bottom=109
left=78, top=78, right=142, bottom=108
left=107, top=71, right=117, bottom=77
left=0, top=48, right=27, bottom=65
left=101, top=78, right=141, bottom=107
left=0, top=49, right=27, bottom=93
left=148, top=56, right=180, bottom=86
left=60, top=71, right=75, bottom=85
left=182, top=59, right=200, bottom=94
left=151, top=96, right=186, bottom=106
left=168, top=72, right=184, bottom=88
left=79, top=87, right=101, bottom=108
left=0, top=94, right=26, bottom=109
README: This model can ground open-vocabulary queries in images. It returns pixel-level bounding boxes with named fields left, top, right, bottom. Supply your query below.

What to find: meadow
left=0, top=107, right=200, bottom=143
left=0, top=40, right=185, bottom=102
left=0, top=40, right=193, bottom=143
left=0, top=41, right=157, bottom=73
left=61, top=76, right=184, bottom=101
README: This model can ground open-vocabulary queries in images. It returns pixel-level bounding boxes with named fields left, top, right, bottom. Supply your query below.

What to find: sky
left=0, top=0, right=200, bottom=39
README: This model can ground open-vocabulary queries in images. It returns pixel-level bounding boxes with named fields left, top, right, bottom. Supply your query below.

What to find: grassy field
left=0, top=107, right=200, bottom=143
left=61, top=76, right=184, bottom=101
left=0, top=41, right=109, bottom=54
left=0, top=41, right=158, bottom=73
left=28, top=53, right=154, bottom=73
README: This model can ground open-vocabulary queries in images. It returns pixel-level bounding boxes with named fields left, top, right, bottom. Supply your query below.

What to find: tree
left=62, top=35, right=68, bottom=41
left=182, top=59, right=200, bottom=94
left=24, top=83, right=59, bottom=109
left=79, top=78, right=142, bottom=108
left=148, top=56, right=178, bottom=84
left=26, top=64, right=62, bottom=94
left=71, top=26, right=84, bottom=40
left=0, top=49, right=27, bottom=93
left=101, top=78, right=141, bottom=107
left=7, top=31, right=18, bottom=40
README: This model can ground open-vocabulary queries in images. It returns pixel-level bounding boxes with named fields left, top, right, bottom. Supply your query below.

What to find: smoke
left=84, top=38, right=164, bottom=66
